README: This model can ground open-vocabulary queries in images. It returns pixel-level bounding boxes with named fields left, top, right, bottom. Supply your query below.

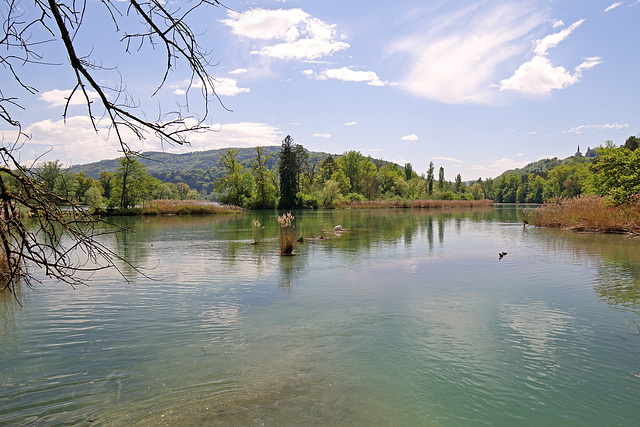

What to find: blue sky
left=3, top=0, right=639, bottom=180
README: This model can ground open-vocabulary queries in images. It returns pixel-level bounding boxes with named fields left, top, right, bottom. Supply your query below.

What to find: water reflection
left=3, top=207, right=640, bottom=426
left=528, top=229, right=640, bottom=310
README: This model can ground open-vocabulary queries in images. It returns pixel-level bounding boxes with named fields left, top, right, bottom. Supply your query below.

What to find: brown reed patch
left=105, top=200, right=242, bottom=216
left=277, top=212, right=297, bottom=254
left=335, top=199, right=493, bottom=209
left=523, top=194, right=640, bottom=234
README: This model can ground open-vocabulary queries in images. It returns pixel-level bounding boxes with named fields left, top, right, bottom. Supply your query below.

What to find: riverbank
left=99, top=199, right=493, bottom=215
left=99, top=199, right=242, bottom=216
left=522, top=195, right=640, bottom=235
left=334, top=199, right=493, bottom=209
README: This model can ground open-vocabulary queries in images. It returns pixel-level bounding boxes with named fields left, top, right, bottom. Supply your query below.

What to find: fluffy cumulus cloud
left=221, top=8, right=349, bottom=60
left=563, top=122, right=629, bottom=134
left=401, top=134, right=419, bottom=141
left=214, top=78, right=250, bottom=96
left=391, top=2, right=543, bottom=104
left=498, top=20, right=602, bottom=94
left=173, top=78, right=249, bottom=97
left=40, top=89, right=100, bottom=107
left=17, top=117, right=282, bottom=165
left=320, top=67, right=385, bottom=86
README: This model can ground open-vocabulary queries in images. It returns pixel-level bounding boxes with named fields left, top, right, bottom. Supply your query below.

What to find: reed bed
left=104, top=200, right=242, bottom=216
left=336, top=199, right=493, bottom=209
left=277, top=211, right=297, bottom=254
left=523, top=194, right=640, bottom=235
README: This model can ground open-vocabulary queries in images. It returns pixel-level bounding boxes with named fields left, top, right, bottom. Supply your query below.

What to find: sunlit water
left=2, top=206, right=639, bottom=426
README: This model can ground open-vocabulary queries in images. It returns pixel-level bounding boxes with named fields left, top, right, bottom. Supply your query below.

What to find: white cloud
left=604, top=2, right=623, bottom=12
left=499, top=20, right=601, bottom=95
left=552, top=19, right=565, bottom=28
left=311, top=132, right=331, bottom=138
left=533, top=20, right=584, bottom=56
left=214, top=78, right=250, bottom=96
left=229, top=68, right=248, bottom=74
left=173, top=78, right=249, bottom=97
left=221, top=8, right=349, bottom=60
left=40, top=89, right=100, bottom=107
left=498, top=56, right=578, bottom=94
left=563, top=123, right=629, bottom=134
left=391, top=2, right=543, bottom=104
left=468, top=158, right=529, bottom=178
left=434, top=156, right=463, bottom=163
left=344, top=121, right=358, bottom=126
left=401, top=134, right=419, bottom=141
left=16, top=117, right=282, bottom=165
left=321, top=67, right=385, bottom=86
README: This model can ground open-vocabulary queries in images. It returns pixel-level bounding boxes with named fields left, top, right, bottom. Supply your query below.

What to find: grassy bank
left=101, top=200, right=242, bottom=216
left=522, top=195, right=640, bottom=235
left=335, top=199, right=493, bottom=209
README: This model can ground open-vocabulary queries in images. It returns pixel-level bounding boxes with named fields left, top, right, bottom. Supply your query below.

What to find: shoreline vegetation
left=523, top=195, right=640, bottom=235
left=90, top=198, right=495, bottom=216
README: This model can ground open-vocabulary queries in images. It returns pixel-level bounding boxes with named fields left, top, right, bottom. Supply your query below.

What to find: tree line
left=17, top=134, right=640, bottom=211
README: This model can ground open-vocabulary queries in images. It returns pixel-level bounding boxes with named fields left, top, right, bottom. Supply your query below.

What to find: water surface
left=1, top=206, right=639, bottom=426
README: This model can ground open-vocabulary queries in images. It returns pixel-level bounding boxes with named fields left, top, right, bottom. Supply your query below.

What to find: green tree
left=109, top=156, right=158, bottom=209
left=154, top=183, right=173, bottom=199
left=427, top=162, right=435, bottom=196
left=469, top=182, right=484, bottom=200
left=337, top=151, right=365, bottom=194
left=278, top=135, right=306, bottom=209
left=438, top=167, right=445, bottom=191
left=379, top=164, right=403, bottom=195
left=36, top=160, right=64, bottom=193
left=99, top=171, right=115, bottom=200
left=624, top=135, right=639, bottom=151
left=404, top=163, right=414, bottom=182
left=215, top=149, right=253, bottom=207
left=319, top=180, right=342, bottom=207
left=454, top=174, right=462, bottom=193
left=331, top=169, right=351, bottom=196
left=319, top=155, right=338, bottom=182
left=590, top=145, right=640, bottom=203
left=84, top=186, right=103, bottom=209
left=251, top=146, right=278, bottom=209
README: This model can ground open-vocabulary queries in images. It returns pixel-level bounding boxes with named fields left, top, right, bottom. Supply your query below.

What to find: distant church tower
left=575, top=145, right=582, bottom=156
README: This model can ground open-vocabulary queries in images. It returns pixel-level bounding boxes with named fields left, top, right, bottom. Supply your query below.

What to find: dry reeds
left=523, top=194, right=640, bottom=234
left=277, top=211, right=297, bottom=254
left=335, top=199, right=493, bottom=209
left=252, top=219, right=264, bottom=245
left=105, top=200, right=242, bottom=216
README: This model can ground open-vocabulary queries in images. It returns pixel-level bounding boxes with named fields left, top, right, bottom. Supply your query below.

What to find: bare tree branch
left=1, top=0, right=224, bottom=293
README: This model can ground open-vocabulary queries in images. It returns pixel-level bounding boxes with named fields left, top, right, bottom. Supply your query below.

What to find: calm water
left=1, top=206, right=639, bottom=426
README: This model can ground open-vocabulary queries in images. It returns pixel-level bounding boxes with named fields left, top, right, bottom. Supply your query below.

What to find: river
left=1, top=206, right=639, bottom=426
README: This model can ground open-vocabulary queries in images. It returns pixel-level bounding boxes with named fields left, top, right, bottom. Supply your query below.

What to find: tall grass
left=277, top=212, right=297, bottom=254
left=335, top=199, right=493, bottom=209
left=523, top=194, right=640, bottom=234
left=103, top=200, right=242, bottom=216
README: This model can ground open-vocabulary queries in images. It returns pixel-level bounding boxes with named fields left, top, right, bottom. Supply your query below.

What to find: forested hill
left=499, top=154, right=595, bottom=177
left=69, top=146, right=334, bottom=178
